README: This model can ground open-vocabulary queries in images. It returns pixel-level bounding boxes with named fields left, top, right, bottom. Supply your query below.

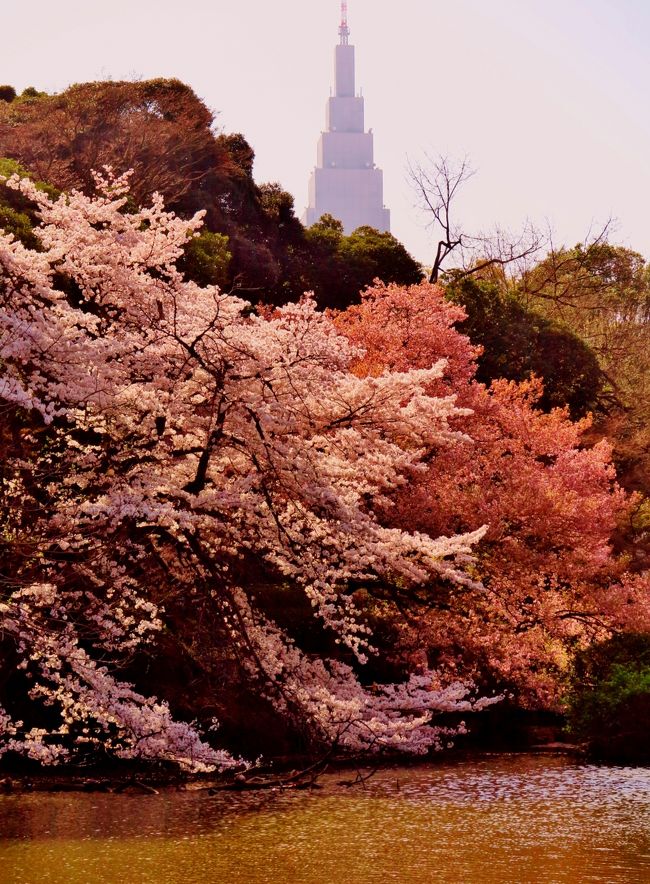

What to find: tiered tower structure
left=303, top=3, right=390, bottom=233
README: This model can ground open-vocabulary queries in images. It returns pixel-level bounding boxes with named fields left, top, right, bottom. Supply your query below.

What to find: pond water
left=0, top=754, right=648, bottom=884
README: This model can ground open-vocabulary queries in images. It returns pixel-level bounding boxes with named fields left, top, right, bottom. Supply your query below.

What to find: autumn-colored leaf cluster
left=337, top=282, right=650, bottom=703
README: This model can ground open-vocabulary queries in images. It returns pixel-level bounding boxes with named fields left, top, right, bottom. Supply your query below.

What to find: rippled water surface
left=0, top=755, right=649, bottom=883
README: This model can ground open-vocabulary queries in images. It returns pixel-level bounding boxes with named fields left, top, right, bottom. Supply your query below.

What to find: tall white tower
left=303, top=3, right=390, bottom=234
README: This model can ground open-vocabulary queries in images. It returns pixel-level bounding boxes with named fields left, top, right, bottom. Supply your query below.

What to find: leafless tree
left=408, top=152, right=544, bottom=284
left=407, top=154, right=472, bottom=283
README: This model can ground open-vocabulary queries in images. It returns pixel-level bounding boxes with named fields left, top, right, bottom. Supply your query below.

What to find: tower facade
left=303, top=3, right=390, bottom=234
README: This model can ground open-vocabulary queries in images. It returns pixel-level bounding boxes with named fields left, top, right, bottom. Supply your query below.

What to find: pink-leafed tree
left=0, top=174, right=497, bottom=768
left=336, top=282, right=650, bottom=705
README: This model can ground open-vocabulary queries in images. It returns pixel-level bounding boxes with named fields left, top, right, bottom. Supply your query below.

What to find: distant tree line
left=0, top=79, right=422, bottom=308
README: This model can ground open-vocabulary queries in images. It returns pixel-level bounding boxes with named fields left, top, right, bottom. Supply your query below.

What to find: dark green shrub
left=0, top=85, right=16, bottom=103
left=0, top=204, right=39, bottom=249
left=178, top=230, right=232, bottom=289
left=446, top=276, right=603, bottom=416
left=566, top=633, right=650, bottom=761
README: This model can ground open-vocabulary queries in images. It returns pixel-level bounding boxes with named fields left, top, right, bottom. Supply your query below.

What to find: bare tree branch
left=408, top=152, right=545, bottom=284
left=408, top=154, right=474, bottom=283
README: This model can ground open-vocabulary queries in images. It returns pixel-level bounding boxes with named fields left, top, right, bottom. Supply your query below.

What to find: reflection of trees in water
left=0, top=787, right=290, bottom=841
left=2, top=755, right=650, bottom=843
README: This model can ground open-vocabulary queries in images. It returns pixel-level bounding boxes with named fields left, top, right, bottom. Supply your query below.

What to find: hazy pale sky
left=3, top=0, right=650, bottom=263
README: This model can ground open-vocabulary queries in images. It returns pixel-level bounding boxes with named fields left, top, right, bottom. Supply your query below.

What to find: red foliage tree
left=337, top=282, right=650, bottom=704
left=0, top=80, right=228, bottom=210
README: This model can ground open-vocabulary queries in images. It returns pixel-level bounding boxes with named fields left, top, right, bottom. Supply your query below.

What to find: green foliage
left=0, top=86, right=16, bottom=103
left=446, top=276, right=603, bottom=415
left=178, top=231, right=232, bottom=289
left=519, top=242, right=650, bottom=494
left=0, top=158, right=60, bottom=202
left=259, top=182, right=297, bottom=226
left=0, top=157, right=22, bottom=178
left=310, top=213, right=344, bottom=235
left=218, top=132, right=255, bottom=177
left=342, top=226, right=423, bottom=290
left=631, top=496, right=650, bottom=533
left=0, top=157, right=61, bottom=249
left=523, top=242, right=649, bottom=328
left=566, top=633, right=650, bottom=761
left=305, top=220, right=422, bottom=310
left=0, top=204, right=39, bottom=249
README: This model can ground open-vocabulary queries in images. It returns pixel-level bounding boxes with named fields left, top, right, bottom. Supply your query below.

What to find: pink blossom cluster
left=0, top=173, right=495, bottom=765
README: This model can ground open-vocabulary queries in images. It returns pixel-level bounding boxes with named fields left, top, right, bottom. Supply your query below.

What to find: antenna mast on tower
left=339, top=1, right=350, bottom=45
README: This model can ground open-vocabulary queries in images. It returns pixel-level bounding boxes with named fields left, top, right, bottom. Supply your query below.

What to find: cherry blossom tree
left=0, top=174, right=495, bottom=768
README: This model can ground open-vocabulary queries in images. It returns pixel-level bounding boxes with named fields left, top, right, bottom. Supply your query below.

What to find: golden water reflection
left=0, top=755, right=648, bottom=883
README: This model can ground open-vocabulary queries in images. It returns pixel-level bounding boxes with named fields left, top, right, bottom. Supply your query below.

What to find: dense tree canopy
left=0, top=79, right=422, bottom=307
left=0, top=79, right=224, bottom=207
left=304, top=215, right=423, bottom=309
left=567, top=632, right=650, bottom=761
left=0, top=173, right=491, bottom=768
left=1, top=78, right=648, bottom=769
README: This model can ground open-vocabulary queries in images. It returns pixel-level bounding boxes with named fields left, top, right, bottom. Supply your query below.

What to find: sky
left=3, top=0, right=650, bottom=264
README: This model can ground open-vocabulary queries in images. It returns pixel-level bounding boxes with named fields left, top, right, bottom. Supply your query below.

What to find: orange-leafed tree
left=336, top=282, right=650, bottom=704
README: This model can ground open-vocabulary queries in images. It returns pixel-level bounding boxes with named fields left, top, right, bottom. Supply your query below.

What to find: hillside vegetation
left=0, top=79, right=648, bottom=769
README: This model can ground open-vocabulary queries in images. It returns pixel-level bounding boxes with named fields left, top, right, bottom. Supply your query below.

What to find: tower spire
left=339, top=1, right=350, bottom=45
left=303, top=0, right=390, bottom=234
